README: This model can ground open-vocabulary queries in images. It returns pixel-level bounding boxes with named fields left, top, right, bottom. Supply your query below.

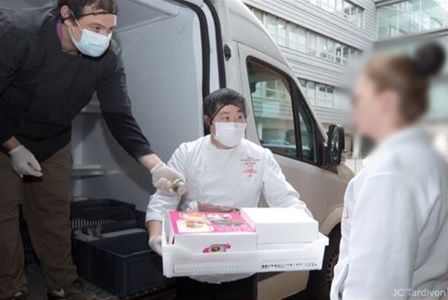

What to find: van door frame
left=171, top=0, right=226, bottom=99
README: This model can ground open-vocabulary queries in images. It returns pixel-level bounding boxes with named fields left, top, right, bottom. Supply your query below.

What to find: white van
left=2, top=0, right=353, bottom=299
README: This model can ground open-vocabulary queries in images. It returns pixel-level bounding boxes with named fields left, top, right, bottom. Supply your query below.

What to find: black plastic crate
left=73, top=232, right=170, bottom=298
left=70, top=199, right=136, bottom=231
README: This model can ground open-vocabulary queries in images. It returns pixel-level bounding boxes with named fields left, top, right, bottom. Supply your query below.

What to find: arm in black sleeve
left=0, top=13, right=22, bottom=144
left=97, top=41, right=154, bottom=160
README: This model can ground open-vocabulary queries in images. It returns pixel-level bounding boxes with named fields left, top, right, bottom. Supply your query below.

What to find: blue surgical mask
left=68, top=17, right=112, bottom=57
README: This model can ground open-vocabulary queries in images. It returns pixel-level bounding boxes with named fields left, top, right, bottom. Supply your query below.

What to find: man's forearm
left=139, top=153, right=163, bottom=171
left=2, top=136, right=21, bottom=152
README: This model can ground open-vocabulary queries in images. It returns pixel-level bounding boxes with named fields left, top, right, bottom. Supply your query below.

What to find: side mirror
left=326, top=125, right=345, bottom=165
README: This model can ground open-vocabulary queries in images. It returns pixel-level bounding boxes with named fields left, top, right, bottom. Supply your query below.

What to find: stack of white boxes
left=241, top=207, right=318, bottom=249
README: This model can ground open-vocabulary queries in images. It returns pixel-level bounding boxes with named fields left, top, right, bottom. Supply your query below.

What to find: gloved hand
left=9, top=146, right=43, bottom=178
left=148, top=235, right=162, bottom=256
left=150, top=162, right=187, bottom=195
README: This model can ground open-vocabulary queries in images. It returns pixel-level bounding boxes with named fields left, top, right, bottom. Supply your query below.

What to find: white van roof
left=210, top=0, right=289, bottom=67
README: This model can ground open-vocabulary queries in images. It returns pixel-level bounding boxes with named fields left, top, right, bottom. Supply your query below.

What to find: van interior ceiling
left=0, top=0, right=205, bottom=210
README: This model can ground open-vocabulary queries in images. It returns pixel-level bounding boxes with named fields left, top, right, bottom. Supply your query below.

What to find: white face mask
left=69, top=20, right=112, bottom=57
left=214, top=122, right=246, bottom=148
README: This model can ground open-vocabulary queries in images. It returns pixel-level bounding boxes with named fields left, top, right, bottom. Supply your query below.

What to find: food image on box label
left=171, top=211, right=255, bottom=234
left=202, top=243, right=232, bottom=253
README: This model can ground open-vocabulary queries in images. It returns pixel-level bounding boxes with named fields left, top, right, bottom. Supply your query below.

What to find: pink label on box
left=170, top=211, right=255, bottom=235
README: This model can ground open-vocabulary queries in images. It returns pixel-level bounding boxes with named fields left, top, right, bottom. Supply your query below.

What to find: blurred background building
left=243, top=0, right=448, bottom=169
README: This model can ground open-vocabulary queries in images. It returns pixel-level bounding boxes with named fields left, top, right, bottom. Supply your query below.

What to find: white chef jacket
left=146, top=135, right=309, bottom=222
left=146, top=135, right=310, bottom=284
left=331, top=126, right=448, bottom=300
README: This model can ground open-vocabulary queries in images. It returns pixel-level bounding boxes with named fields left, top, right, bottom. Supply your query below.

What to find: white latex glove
left=148, top=235, right=162, bottom=256
left=150, top=162, right=187, bottom=195
left=9, top=146, right=43, bottom=178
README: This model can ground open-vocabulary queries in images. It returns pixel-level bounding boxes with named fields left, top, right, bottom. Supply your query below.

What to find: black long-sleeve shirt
left=0, top=7, right=153, bottom=162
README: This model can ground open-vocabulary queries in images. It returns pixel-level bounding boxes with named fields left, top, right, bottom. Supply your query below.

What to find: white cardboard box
left=171, top=232, right=257, bottom=253
left=241, top=207, right=318, bottom=244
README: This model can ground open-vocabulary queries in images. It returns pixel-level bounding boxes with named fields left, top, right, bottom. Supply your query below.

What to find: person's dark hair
left=57, top=0, right=118, bottom=21
left=365, top=42, right=446, bottom=123
left=203, top=88, right=247, bottom=123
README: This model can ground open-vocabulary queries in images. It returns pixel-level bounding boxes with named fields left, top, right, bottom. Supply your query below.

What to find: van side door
left=237, top=43, right=330, bottom=222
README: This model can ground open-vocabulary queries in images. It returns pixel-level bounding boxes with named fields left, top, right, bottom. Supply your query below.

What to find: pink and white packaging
left=168, top=211, right=257, bottom=253
left=240, top=207, right=318, bottom=248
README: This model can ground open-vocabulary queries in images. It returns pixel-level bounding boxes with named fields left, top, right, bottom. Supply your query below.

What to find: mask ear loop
left=69, top=10, right=82, bottom=28
left=63, top=9, right=83, bottom=45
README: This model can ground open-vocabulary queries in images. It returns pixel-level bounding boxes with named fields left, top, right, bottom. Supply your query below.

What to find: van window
left=247, top=59, right=297, bottom=158
left=299, top=107, right=316, bottom=162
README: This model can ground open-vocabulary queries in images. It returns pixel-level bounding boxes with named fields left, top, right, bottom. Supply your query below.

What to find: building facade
left=243, top=0, right=377, bottom=127
left=243, top=0, right=447, bottom=160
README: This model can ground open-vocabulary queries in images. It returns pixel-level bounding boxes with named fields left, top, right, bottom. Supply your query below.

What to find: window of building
left=249, top=7, right=362, bottom=66
left=299, top=78, right=351, bottom=110
left=377, top=0, right=448, bottom=40
left=303, top=0, right=364, bottom=28
left=306, top=81, right=316, bottom=105
left=277, top=19, right=287, bottom=46
left=288, top=24, right=307, bottom=52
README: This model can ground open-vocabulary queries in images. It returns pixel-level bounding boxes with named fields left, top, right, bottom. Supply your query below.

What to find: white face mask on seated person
left=214, top=122, right=247, bottom=148
left=210, top=104, right=247, bottom=148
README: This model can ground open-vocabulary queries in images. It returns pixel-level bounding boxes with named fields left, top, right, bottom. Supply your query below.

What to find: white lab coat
left=331, top=127, right=448, bottom=300
left=146, top=135, right=310, bottom=283
left=146, top=135, right=309, bottom=222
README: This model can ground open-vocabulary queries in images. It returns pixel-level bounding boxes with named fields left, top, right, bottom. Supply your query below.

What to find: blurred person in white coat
left=146, top=88, right=310, bottom=300
left=331, top=43, right=448, bottom=300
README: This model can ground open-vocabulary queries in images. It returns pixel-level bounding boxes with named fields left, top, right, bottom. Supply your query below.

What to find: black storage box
left=70, top=199, right=136, bottom=231
left=73, top=232, right=170, bottom=298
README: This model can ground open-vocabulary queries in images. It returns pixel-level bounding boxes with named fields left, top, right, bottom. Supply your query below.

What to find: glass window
left=377, top=0, right=448, bottom=40
left=318, top=36, right=328, bottom=59
left=249, top=7, right=362, bottom=64
left=344, top=1, right=353, bottom=18
left=326, top=40, right=335, bottom=62
left=247, top=59, right=297, bottom=158
left=288, top=23, right=299, bottom=50
left=277, top=19, right=287, bottom=46
left=297, top=27, right=307, bottom=52
left=307, top=32, right=317, bottom=56
left=317, top=84, right=327, bottom=106
left=266, top=14, right=278, bottom=41
left=307, top=81, right=316, bottom=105
left=305, top=0, right=364, bottom=27
left=299, top=107, right=316, bottom=162
left=335, top=43, right=343, bottom=64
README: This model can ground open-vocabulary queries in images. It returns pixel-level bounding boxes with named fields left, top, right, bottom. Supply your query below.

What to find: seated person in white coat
left=331, top=43, right=448, bottom=300
left=146, top=88, right=310, bottom=299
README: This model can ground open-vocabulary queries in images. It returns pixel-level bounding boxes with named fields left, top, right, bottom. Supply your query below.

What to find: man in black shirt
left=0, top=1, right=185, bottom=299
